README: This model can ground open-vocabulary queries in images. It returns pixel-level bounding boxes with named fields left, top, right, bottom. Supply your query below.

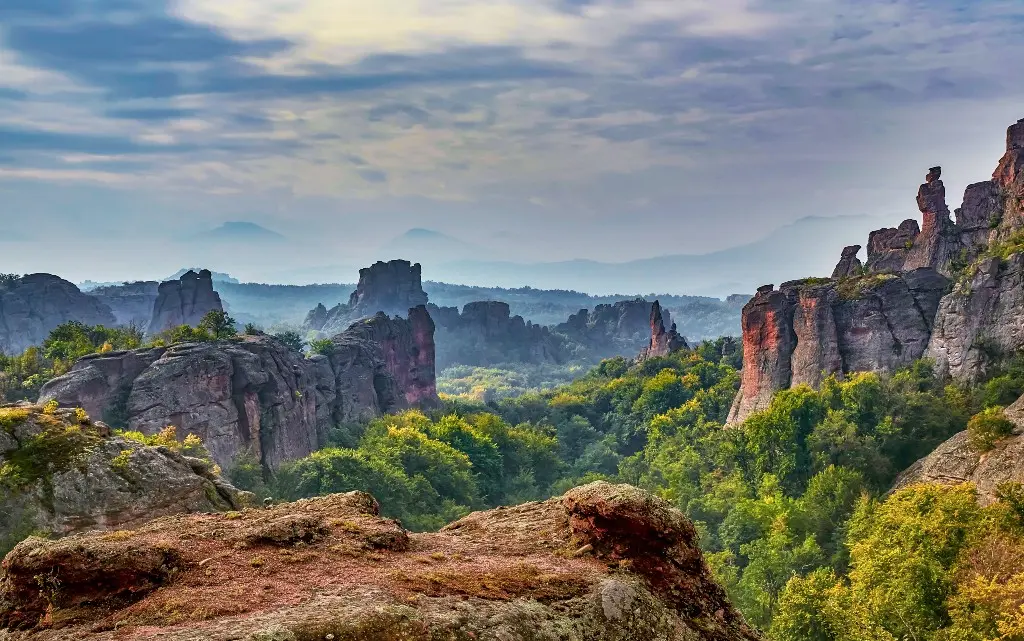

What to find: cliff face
left=729, top=270, right=949, bottom=423
left=430, top=301, right=569, bottom=369
left=556, top=298, right=671, bottom=359
left=0, top=275, right=117, bottom=355
left=0, top=404, right=252, bottom=553
left=147, top=269, right=223, bottom=335
left=0, top=482, right=759, bottom=641
left=39, top=309, right=439, bottom=470
left=308, top=260, right=429, bottom=335
left=87, top=281, right=159, bottom=330
left=734, top=117, right=1024, bottom=422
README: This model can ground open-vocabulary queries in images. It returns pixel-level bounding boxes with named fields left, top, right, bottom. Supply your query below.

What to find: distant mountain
left=424, top=215, right=892, bottom=297
left=191, top=222, right=287, bottom=244
left=375, top=228, right=485, bottom=264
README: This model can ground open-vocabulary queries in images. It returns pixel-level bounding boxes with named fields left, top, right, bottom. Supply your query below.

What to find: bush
left=968, top=407, right=1015, bottom=451
left=308, top=338, right=334, bottom=356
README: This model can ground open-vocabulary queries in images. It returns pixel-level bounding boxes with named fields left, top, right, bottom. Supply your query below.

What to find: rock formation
left=892, top=393, right=1024, bottom=504
left=430, top=301, right=569, bottom=369
left=556, top=299, right=672, bottom=360
left=0, top=274, right=117, bottom=355
left=0, top=403, right=252, bottom=554
left=307, top=260, right=429, bottom=336
left=831, top=245, right=863, bottom=279
left=147, top=269, right=224, bottom=336
left=87, top=281, right=160, bottom=330
left=639, top=301, right=689, bottom=360
left=735, top=118, right=1024, bottom=422
left=728, top=270, right=949, bottom=423
left=0, top=482, right=759, bottom=641
left=39, top=309, right=439, bottom=470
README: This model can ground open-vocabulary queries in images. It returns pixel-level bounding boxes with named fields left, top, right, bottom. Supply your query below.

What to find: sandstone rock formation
left=147, top=269, right=224, bottom=336
left=307, top=260, right=429, bottom=336
left=831, top=245, right=863, bottom=279
left=556, top=299, right=672, bottom=360
left=430, top=301, right=568, bottom=369
left=729, top=270, right=949, bottom=423
left=639, top=301, right=689, bottom=360
left=866, top=219, right=920, bottom=274
left=0, top=482, right=759, bottom=641
left=892, top=393, right=1024, bottom=504
left=39, top=310, right=439, bottom=470
left=87, top=281, right=159, bottom=330
left=0, top=403, right=252, bottom=555
left=0, top=275, right=117, bottom=355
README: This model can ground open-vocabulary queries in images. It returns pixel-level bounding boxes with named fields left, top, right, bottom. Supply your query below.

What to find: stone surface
left=556, top=298, right=672, bottom=360
left=728, top=270, right=949, bottom=423
left=0, top=482, right=759, bottom=641
left=147, top=269, right=224, bottom=336
left=831, top=245, right=863, bottom=279
left=39, top=311, right=439, bottom=470
left=0, top=404, right=252, bottom=554
left=430, top=301, right=568, bottom=369
left=866, top=219, right=920, bottom=274
left=0, top=275, right=117, bottom=355
left=311, top=260, right=429, bottom=335
left=87, top=281, right=160, bottom=330
left=639, top=301, right=689, bottom=360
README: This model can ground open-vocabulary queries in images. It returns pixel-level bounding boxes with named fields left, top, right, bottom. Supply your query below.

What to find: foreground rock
left=0, top=275, right=116, bottom=355
left=0, top=403, right=252, bottom=555
left=0, top=482, right=759, bottom=641
left=147, top=270, right=224, bottom=336
left=39, top=310, right=439, bottom=470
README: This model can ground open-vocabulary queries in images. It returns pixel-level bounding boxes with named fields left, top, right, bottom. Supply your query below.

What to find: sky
left=1, top=0, right=1023, bottom=285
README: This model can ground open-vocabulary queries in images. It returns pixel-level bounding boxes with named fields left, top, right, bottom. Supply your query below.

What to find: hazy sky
left=1, top=0, right=1023, bottom=283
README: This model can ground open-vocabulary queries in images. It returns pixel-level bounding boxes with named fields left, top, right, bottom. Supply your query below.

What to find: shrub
left=967, top=407, right=1014, bottom=452
left=308, top=338, right=334, bottom=356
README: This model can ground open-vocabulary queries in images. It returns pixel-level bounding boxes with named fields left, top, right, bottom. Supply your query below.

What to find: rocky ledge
left=0, top=403, right=252, bottom=555
left=0, top=482, right=759, bottom=641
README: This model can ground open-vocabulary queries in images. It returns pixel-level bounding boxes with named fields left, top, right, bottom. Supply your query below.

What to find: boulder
left=148, top=269, right=224, bottom=335
left=39, top=310, right=440, bottom=470
left=0, top=482, right=759, bottom=641
left=831, top=245, right=863, bottom=279
left=0, top=275, right=117, bottom=355
left=0, top=403, right=252, bottom=556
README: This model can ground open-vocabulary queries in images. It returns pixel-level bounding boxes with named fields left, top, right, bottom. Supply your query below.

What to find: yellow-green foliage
left=0, top=409, right=103, bottom=489
left=835, top=273, right=899, bottom=301
left=967, top=406, right=1014, bottom=452
left=0, top=407, right=32, bottom=432
left=120, top=426, right=212, bottom=460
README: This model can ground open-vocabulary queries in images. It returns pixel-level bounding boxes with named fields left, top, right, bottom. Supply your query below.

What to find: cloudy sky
left=1, top=0, right=1022, bottom=284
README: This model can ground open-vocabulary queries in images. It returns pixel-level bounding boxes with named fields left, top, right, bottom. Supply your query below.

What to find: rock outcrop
left=729, top=270, right=949, bottom=423
left=430, top=301, right=569, bottom=369
left=0, top=275, right=117, bottom=355
left=39, top=310, right=439, bottom=470
left=866, top=219, right=920, bottom=274
left=556, top=299, right=672, bottom=360
left=831, top=245, right=863, bottom=279
left=87, top=281, right=159, bottom=330
left=0, top=482, right=759, bottom=641
left=147, top=269, right=223, bottom=336
left=0, top=403, right=252, bottom=555
left=892, top=393, right=1024, bottom=504
left=307, top=260, right=429, bottom=336
left=639, top=301, right=689, bottom=360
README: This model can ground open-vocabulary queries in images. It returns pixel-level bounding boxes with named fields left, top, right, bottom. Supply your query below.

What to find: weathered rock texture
left=0, top=275, right=117, bottom=355
left=0, top=403, right=252, bottom=555
left=87, top=281, right=160, bottom=330
left=307, top=260, right=429, bottom=336
left=430, top=301, right=569, bottom=369
left=0, top=482, right=759, bottom=641
left=831, top=245, right=863, bottom=279
left=38, top=310, right=439, bottom=470
left=729, top=270, right=949, bottom=423
left=639, top=301, right=689, bottom=360
left=556, top=299, right=672, bottom=360
left=147, top=270, right=223, bottom=336
left=892, top=393, right=1024, bottom=504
